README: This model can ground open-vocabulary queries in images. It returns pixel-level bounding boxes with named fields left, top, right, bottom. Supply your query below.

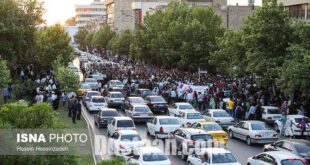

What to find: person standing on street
left=2, top=86, right=11, bottom=103
left=77, top=98, right=82, bottom=120
left=71, top=97, right=78, bottom=124
left=248, top=103, right=257, bottom=120
left=279, top=112, right=287, bottom=136
left=227, top=97, right=235, bottom=118
left=297, top=117, right=309, bottom=139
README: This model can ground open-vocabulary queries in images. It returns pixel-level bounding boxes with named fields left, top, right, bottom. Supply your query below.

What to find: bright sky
left=43, top=0, right=93, bottom=25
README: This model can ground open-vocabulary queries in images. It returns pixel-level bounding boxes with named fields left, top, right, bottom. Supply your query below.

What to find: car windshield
left=135, top=107, right=150, bottom=113
left=281, top=159, right=304, bottom=165
left=143, top=153, right=168, bottom=162
left=295, top=117, right=309, bottom=123
left=101, top=111, right=118, bottom=117
left=179, top=104, right=194, bottom=109
left=85, top=79, right=97, bottom=83
left=117, top=120, right=134, bottom=127
left=120, top=134, right=141, bottom=141
left=213, top=111, right=230, bottom=117
left=187, top=113, right=203, bottom=119
left=159, top=119, right=179, bottom=125
left=212, top=153, right=237, bottom=163
left=87, top=92, right=99, bottom=97
left=191, top=134, right=212, bottom=141
left=267, top=108, right=281, bottom=114
left=151, top=97, right=166, bottom=102
left=251, top=123, right=268, bottom=130
left=80, top=84, right=90, bottom=89
left=142, top=90, right=151, bottom=95
left=295, top=143, right=310, bottom=155
left=203, top=124, right=223, bottom=131
left=111, top=93, right=124, bottom=98
left=92, top=97, right=105, bottom=103
left=130, top=98, right=145, bottom=103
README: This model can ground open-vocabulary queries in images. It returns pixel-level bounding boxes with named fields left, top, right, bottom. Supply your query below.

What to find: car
left=126, top=147, right=171, bottom=165
left=247, top=151, right=305, bottom=165
left=82, top=91, right=100, bottom=106
left=274, top=115, right=310, bottom=136
left=227, top=121, right=278, bottom=146
left=202, top=109, right=235, bottom=129
left=145, top=96, right=168, bottom=113
left=146, top=116, right=181, bottom=139
left=122, top=97, right=146, bottom=110
left=89, top=72, right=106, bottom=81
left=261, top=106, right=282, bottom=124
left=191, top=121, right=228, bottom=146
left=84, top=78, right=98, bottom=90
left=172, top=128, right=214, bottom=160
left=85, top=96, right=107, bottom=112
left=125, top=104, right=154, bottom=122
left=178, top=111, right=205, bottom=128
left=105, top=92, right=125, bottom=108
left=264, top=139, right=310, bottom=164
left=78, top=84, right=92, bottom=97
left=131, top=88, right=152, bottom=98
left=109, top=130, right=145, bottom=156
left=168, top=102, right=196, bottom=117
left=107, top=80, right=124, bottom=89
left=107, top=117, right=136, bottom=137
left=94, top=108, right=119, bottom=128
left=187, top=148, right=241, bottom=165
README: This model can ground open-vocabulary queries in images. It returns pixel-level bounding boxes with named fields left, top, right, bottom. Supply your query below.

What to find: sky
left=43, top=0, right=93, bottom=25
left=42, top=0, right=262, bottom=25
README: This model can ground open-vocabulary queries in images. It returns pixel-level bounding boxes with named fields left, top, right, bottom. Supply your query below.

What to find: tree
left=243, top=0, right=292, bottom=86
left=85, top=31, right=95, bottom=51
left=92, top=26, right=115, bottom=54
left=65, top=16, right=76, bottom=26
left=109, top=30, right=132, bottom=59
left=54, top=66, right=80, bottom=93
left=0, top=60, right=10, bottom=88
left=34, top=24, right=74, bottom=68
left=209, top=30, right=247, bottom=77
left=0, top=0, right=44, bottom=65
left=74, top=28, right=89, bottom=50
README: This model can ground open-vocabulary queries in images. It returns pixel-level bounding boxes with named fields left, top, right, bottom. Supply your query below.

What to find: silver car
left=125, top=104, right=153, bottom=122
left=227, top=120, right=278, bottom=146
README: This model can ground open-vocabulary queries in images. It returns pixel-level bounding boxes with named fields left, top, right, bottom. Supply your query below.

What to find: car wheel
left=229, top=130, right=234, bottom=139
left=246, top=137, right=252, bottom=146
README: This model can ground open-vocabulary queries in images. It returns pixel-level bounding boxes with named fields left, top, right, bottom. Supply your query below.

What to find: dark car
left=132, top=89, right=152, bottom=98
left=264, top=139, right=310, bottom=165
left=94, top=108, right=119, bottom=128
left=122, top=97, right=146, bottom=110
left=145, top=96, right=168, bottom=113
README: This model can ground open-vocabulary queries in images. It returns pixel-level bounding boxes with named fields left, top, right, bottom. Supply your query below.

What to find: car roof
left=261, top=106, right=278, bottom=109
left=287, top=115, right=306, bottom=118
left=175, top=102, right=191, bottom=105
left=198, top=121, right=218, bottom=125
left=265, top=151, right=300, bottom=160
left=128, top=97, right=144, bottom=99
left=86, top=91, right=100, bottom=94
left=208, top=109, right=226, bottom=112
left=135, top=147, right=163, bottom=154
left=91, top=96, right=104, bottom=98
left=113, top=117, right=132, bottom=120
left=99, top=108, right=117, bottom=111
left=244, top=120, right=265, bottom=124
left=182, top=110, right=200, bottom=114
left=132, top=104, right=149, bottom=108
left=109, top=91, right=123, bottom=94
left=180, top=128, right=208, bottom=134
left=155, top=116, right=179, bottom=119
left=118, top=130, right=138, bottom=135
left=148, top=95, right=163, bottom=98
left=198, top=148, right=232, bottom=154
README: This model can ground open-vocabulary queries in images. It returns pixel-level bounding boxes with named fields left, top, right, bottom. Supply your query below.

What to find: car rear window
left=187, top=113, right=203, bottom=119
left=295, top=143, right=310, bottom=155
left=281, top=159, right=304, bottom=165
left=135, top=107, right=150, bottom=113
left=87, top=92, right=99, bottom=97
left=267, top=108, right=281, bottom=114
left=203, top=124, right=223, bottom=131
left=130, top=98, right=145, bottom=103
left=101, top=111, right=118, bottom=117
left=179, top=104, right=194, bottom=109
left=120, top=134, right=141, bottom=141
left=150, top=97, right=166, bottom=102
left=159, top=119, right=179, bottom=125
left=295, top=117, right=310, bottom=123
left=212, top=153, right=237, bottom=163
left=251, top=123, right=268, bottom=130
left=191, top=134, right=212, bottom=141
left=213, top=111, right=230, bottom=117
left=111, top=93, right=124, bottom=98
left=92, top=97, right=105, bottom=103
left=143, top=153, right=168, bottom=161
left=117, top=120, right=134, bottom=127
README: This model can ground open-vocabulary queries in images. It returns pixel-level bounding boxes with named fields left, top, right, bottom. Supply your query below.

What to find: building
left=278, top=0, right=309, bottom=21
left=75, top=0, right=106, bottom=28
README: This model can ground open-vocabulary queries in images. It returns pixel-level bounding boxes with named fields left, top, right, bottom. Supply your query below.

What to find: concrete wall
left=278, top=0, right=309, bottom=6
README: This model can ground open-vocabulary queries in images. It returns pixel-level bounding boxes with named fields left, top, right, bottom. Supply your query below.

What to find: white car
left=168, top=102, right=196, bottom=117
left=274, top=115, right=310, bottom=136
left=187, top=148, right=241, bottom=165
left=146, top=116, right=181, bottom=139
left=108, top=80, right=124, bottom=89
left=107, top=117, right=136, bottom=137
left=106, top=92, right=125, bottom=108
left=126, top=147, right=171, bottom=165
left=82, top=91, right=100, bottom=106
left=202, top=109, right=235, bottom=129
left=179, top=111, right=206, bottom=128
left=85, top=96, right=107, bottom=112
left=125, top=104, right=154, bottom=122
left=109, top=130, right=145, bottom=156
left=261, top=106, right=282, bottom=124
left=227, top=121, right=278, bottom=146
left=247, top=151, right=305, bottom=165
left=84, top=78, right=98, bottom=90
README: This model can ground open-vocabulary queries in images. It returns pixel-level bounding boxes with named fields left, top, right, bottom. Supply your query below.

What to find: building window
left=286, top=4, right=309, bottom=20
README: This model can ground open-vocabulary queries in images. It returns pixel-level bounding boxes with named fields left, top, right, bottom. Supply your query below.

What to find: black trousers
left=72, top=111, right=77, bottom=123
left=68, top=108, right=72, bottom=117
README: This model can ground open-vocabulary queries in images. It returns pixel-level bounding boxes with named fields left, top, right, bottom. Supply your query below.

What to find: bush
left=13, top=80, right=36, bottom=101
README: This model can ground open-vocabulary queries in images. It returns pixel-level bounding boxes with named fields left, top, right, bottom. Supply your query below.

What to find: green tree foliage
left=85, top=31, right=95, bottom=50
left=74, top=28, right=89, bottom=50
left=0, top=0, right=44, bottom=64
left=210, top=30, right=247, bottom=77
left=92, top=26, right=115, bottom=52
left=0, top=60, right=10, bottom=88
left=243, top=0, right=292, bottom=86
left=34, top=24, right=74, bottom=68
left=65, top=16, right=76, bottom=26
left=13, top=81, right=36, bottom=100
left=54, top=66, right=80, bottom=93
left=130, top=1, right=223, bottom=70
left=108, top=30, right=132, bottom=58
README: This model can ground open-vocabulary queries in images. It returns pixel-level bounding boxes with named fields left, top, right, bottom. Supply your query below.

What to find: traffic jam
left=74, top=50, right=310, bottom=165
